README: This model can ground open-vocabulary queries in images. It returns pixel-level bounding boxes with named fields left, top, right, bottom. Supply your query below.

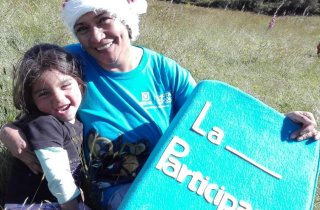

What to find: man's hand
left=285, top=111, right=320, bottom=141
left=0, top=124, right=42, bottom=174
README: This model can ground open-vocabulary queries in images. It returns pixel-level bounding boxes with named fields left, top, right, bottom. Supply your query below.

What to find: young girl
left=4, top=43, right=88, bottom=210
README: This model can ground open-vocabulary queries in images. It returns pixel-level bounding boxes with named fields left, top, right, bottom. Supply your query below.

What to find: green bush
left=167, top=0, right=320, bottom=15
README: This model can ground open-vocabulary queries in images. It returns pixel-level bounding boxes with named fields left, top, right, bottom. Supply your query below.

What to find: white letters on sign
left=154, top=101, right=285, bottom=209
left=155, top=136, right=252, bottom=210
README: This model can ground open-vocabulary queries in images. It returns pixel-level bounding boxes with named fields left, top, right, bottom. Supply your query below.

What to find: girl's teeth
left=62, top=104, right=70, bottom=111
left=58, top=104, right=70, bottom=112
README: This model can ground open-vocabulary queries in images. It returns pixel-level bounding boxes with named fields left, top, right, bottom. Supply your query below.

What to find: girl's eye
left=61, top=82, right=72, bottom=89
left=37, top=90, right=49, bottom=98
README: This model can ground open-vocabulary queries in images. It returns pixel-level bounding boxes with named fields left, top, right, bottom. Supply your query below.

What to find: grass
left=0, top=0, right=319, bottom=208
left=137, top=2, right=320, bottom=116
left=0, top=144, right=11, bottom=209
left=0, top=0, right=73, bottom=126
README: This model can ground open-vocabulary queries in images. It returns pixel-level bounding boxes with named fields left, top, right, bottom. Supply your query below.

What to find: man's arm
left=285, top=111, right=320, bottom=140
left=0, top=123, right=42, bottom=174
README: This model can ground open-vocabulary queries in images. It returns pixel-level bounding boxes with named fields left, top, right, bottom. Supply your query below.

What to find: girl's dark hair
left=12, top=43, right=85, bottom=114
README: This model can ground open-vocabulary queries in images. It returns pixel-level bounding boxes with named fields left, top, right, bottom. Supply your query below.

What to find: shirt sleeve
left=160, top=54, right=197, bottom=114
left=23, top=115, right=65, bottom=149
left=35, top=147, right=80, bottom=204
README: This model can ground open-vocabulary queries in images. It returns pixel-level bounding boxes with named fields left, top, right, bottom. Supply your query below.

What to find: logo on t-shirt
left=140, top=91, right=172, bottom=109
left=142, top=92, right=150, bottom=101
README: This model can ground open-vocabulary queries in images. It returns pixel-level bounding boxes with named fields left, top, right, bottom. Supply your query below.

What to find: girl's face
left=74, top=11, right=131, bottom=70
left=31, top=69, right=82, bottom=124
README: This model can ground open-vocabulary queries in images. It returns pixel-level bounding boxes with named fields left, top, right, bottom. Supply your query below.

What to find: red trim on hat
left=62, top=0, right=69, bottom=8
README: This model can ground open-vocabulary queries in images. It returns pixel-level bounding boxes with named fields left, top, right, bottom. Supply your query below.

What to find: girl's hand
left=0, top=124, right=42, bottom=174
left=285, top=111, right=320, bottom=141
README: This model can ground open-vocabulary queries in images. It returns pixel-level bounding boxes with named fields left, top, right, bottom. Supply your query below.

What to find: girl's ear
left=79, top=84, right=83, bottom=94
left=79, top=83, right=86, bottom=95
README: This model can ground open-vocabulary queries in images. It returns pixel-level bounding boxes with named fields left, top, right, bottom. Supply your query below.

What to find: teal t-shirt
left=65, top=43, right=196, bottom=207
left=65, top=44, right=196, bottom=154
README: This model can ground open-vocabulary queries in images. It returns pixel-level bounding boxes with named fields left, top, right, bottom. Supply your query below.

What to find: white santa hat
left=62, top=0, right=147, bottom=41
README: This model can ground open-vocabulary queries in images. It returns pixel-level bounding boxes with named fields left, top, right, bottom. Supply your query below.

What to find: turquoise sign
left=119, top=80, right=320, bottom=210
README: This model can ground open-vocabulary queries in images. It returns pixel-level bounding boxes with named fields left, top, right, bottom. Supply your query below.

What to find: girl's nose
left=52, top=91, right=66, bottom=105
left=90, top=27, right=105, bottom=43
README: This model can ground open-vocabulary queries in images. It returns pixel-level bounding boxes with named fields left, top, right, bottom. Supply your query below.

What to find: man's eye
left=99, top=16, right=114, bottom=25
left=75, top=26, right=88, bottom=35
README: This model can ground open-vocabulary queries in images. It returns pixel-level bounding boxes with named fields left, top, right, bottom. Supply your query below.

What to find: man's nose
left=90, top=27, right=106, bottom=43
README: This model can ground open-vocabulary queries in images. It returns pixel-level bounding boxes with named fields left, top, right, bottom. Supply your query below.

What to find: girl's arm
left=35, top=147, right=81, bottom=209
left=60, top=199, right=80, bottom=210
left=0, top=123, right=42, bottom=174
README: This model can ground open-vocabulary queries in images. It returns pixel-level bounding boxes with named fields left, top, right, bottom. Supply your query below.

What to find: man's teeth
left=97, top=43, right=113, bottom=50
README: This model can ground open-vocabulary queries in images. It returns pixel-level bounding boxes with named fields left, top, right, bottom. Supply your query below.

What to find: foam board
left=119, top=80, right=320, bottom=210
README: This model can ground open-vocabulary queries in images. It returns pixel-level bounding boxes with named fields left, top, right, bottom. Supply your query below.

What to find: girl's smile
left=31, top=69, right=82, bottom=123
